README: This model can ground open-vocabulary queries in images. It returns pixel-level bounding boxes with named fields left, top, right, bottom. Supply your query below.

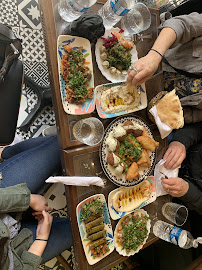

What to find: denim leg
left=21, top=217, right=73, bottom=264
left=0, top=136, right=61, bottom=193
left=2, top=136, right=56, bottom=159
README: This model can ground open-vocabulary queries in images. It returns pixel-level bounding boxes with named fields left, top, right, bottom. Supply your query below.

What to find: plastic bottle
left=98, top=0, right=136, bottom=30
left=58, top=0, right=97, bottom=22
left=153, top=220, right=201, bottom=249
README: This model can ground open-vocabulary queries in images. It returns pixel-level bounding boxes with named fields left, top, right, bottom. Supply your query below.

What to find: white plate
left=114, top=209, right=151, bottom=256
left=76, top=194, right=114, bottom=265
left=100, top=115, right=156, bottom=187
left=95, top=28, right=138, bottom=83
left=108, top=176, right=156, bottom=220
left=95, top=81, right=147, bottom=119
left=57, top=35, right=95, bottom=115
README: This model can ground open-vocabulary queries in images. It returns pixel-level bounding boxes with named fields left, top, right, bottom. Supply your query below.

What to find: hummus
left=100, top=83, right=140, bottom=113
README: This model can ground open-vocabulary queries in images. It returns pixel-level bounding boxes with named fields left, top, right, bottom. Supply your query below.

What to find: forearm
left=171, top=122, right=202, bottom=150
left=150, top=27, right=177, bottom=57
left=28, top=240, right=47, bottom=257
left=180, top=181, right=202, bottom=215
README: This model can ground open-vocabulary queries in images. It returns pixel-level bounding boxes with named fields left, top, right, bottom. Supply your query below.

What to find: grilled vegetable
left=88, top=230, right=106, bottom=241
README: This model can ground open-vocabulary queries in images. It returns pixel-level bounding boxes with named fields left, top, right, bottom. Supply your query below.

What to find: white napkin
left=154, top=159, right=180, bottom=197
left=149, top=106, right=172, bottom=139
left=45, top=176, right=105, bottom=187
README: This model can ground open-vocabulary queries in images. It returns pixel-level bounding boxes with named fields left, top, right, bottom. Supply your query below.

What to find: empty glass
left=121, top=3, right=151, bottom=36
left=72, top=117, right=104, bottom=146
left=162, top=202, right=188, bottom=226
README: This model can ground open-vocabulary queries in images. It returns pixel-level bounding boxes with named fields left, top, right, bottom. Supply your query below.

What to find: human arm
left=20, top=211, right=53, bottom=270
left=0, top=184, right=52, bottom=213
left=127, top=12, right=202, bottom=86
left=127, top=27, right=176, bottom=85
left=163, top=122, right=202, bottom=169
left=162, top=177, right=202, bottom=215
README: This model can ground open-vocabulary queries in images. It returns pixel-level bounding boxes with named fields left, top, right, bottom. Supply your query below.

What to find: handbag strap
left=162, top=56, right=202, bottom=79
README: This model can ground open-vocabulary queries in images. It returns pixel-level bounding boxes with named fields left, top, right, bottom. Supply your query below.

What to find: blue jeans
left=0, top=136, right=61, bottom=192
left=0, top=136, right=72, bottom=263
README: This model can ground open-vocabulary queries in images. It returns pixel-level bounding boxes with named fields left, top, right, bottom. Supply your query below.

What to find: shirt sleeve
left=171, top=122, right=202, bottom=150
left=180, top=180, right=202, bottom=215
left=0, top=183, right=30, bottom=213
left=21, top=250, right=42, bottom=270
left=159, top=12, right=202, bottom=48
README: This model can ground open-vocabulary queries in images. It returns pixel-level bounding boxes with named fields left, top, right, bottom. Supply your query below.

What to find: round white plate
left=100, top=115, right=156, bottom=187
left=95, top=28, right=138, bottom=83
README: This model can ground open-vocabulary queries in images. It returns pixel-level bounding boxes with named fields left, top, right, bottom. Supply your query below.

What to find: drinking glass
left=162, top=202, right=188, bottom=226
left=121, top=3, right=151, bottom=36
left=72, top=117, right=104, bottom=146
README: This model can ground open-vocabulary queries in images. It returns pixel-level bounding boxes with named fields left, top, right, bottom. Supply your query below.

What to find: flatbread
left=156, top=89, right=184, bottom=129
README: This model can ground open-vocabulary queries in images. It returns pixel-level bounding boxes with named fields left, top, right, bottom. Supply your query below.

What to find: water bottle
left=153, top=220, right=201, bottom=249
left=58, top=0, right=97, bottom=22
left=98, top=0, right=136, bottom=30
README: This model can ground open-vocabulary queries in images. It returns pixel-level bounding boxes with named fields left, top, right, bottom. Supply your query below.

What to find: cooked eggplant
left=86, top=224, right=105, bottom=235
left=89, top=237, right=107, bottom=250
left=85, top=216, right=104, bottom=230
left=88, top=230, right=106, bottom=241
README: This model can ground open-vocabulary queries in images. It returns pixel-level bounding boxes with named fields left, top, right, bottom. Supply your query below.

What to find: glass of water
left=73, top=117, right=104, bottom=146
left=121, top=2, right=151, bottom=36
left=162, top=202, right=188, bottom=226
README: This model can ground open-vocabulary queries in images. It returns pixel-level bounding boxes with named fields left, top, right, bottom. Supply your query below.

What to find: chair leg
left=56, top=254, right=73, bottom=270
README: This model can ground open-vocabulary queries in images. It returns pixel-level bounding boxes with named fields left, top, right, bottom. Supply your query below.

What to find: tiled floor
left=1, top=0, right=176, bottom=269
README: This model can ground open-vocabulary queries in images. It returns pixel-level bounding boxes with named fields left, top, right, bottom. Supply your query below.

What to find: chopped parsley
left=80, top=199, right=104, bottom=222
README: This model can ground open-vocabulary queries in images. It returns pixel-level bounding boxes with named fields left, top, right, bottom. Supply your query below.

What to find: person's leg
left=21, top=216, right=73, bottom=264
left=0, top=136, right=61, bottom=193
left=1, top=136, right=54, bottom=159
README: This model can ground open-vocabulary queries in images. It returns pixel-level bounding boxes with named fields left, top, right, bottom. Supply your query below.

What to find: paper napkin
left=149, top=106, right=172, bottom=139
left=45, top=176, right=105, bottom=187
left=154, top=159, right=180, bottom=197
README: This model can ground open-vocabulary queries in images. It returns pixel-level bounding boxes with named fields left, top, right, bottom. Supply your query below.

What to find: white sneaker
left=42, top=126, right=57, bottom=137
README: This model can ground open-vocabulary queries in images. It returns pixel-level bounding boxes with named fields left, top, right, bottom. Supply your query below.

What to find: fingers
left=45, top=206, right=52, bottom=212
left=42, top=210, right=53, bottom=224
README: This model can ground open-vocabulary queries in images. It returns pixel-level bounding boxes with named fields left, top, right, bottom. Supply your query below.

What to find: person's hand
left=30, top=194, right=52, bottom=212
left=161, top=177, right=189, bottom=197
left=126, top=51, right=161, bottom=86
left=35, top=210, right=53, bottom=240
left=163, top=141, right=186, bottom=169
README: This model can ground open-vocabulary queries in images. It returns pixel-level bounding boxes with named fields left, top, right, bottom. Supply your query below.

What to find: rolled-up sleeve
left=0, top=183, right=30, bottom=213
left=159, top=12, right=202, bottom=48
left=21, top=250, right=42, bottom=270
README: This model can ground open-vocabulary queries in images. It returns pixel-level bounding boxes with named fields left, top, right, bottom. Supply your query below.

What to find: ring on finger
left=129, top=65, right=138, bottom=73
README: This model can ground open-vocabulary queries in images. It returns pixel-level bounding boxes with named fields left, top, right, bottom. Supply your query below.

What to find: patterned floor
left=0, top=0, right=125, bottom=269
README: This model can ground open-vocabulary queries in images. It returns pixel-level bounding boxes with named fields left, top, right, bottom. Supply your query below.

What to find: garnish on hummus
left=100, top=83, right=141, bottom=113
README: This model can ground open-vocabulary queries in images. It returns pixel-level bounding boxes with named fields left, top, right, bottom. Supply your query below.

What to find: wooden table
left=38, top=1, right=169, bottom=269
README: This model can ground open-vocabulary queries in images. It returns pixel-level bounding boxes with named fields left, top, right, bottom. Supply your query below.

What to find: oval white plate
left=108, top=176, right=156, bottom=220
left=57, top=35, right=95, bottom=115
left=95, top=28, right=138, bottom=83
left=114, top=209, right=151, bottom=256
left=76, top=194, right=114, bottom=265
left=95, top=81, right=147, bottom=119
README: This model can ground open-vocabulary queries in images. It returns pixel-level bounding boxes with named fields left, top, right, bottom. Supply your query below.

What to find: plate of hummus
left=99, top=115, right=158, bottom=187
left=95, top=82, right=147, bottom=118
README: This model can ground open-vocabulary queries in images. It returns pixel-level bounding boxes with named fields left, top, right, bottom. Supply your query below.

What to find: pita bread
left=156, top=89, right=184, bottom=129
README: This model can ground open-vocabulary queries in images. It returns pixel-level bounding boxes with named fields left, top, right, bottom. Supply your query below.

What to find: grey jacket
left=159, top=12, right=202, bottom=73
